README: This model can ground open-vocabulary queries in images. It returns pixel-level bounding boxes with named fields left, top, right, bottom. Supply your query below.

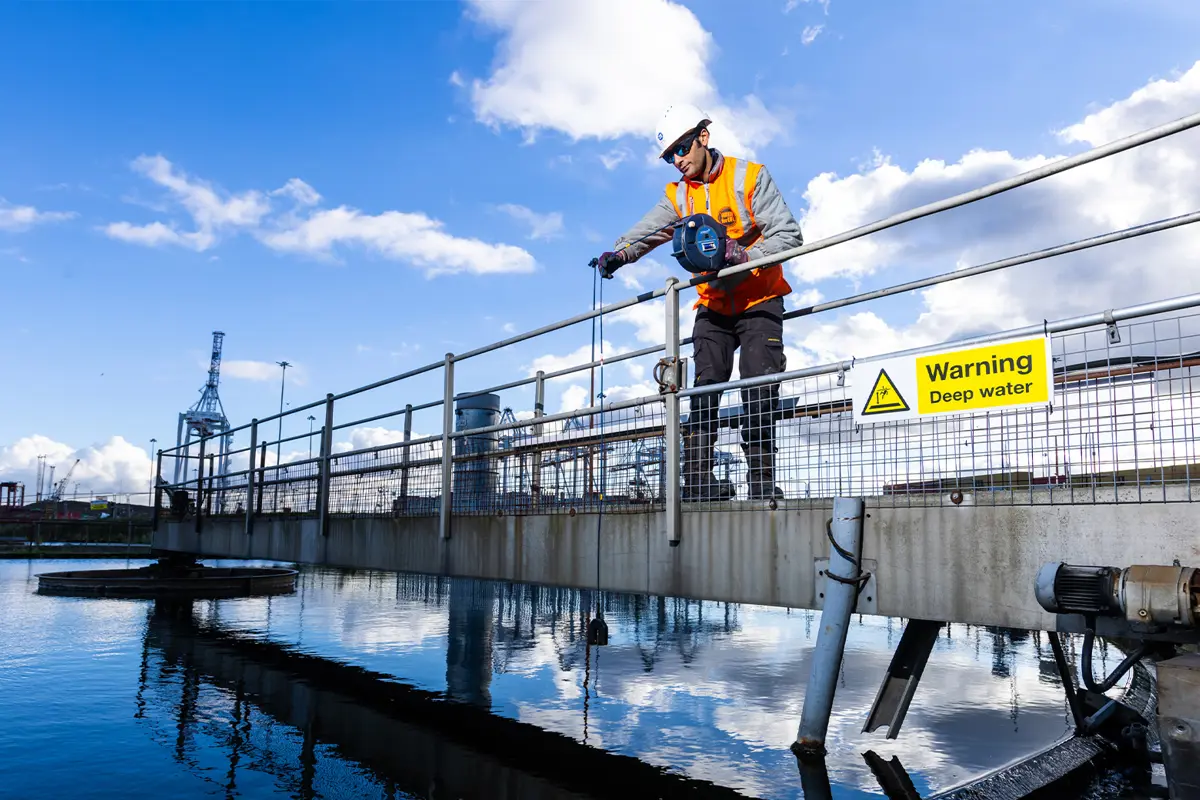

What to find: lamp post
left=148, top=438, right=157, bottom=509
left=274, top=361, right=292, bottom=510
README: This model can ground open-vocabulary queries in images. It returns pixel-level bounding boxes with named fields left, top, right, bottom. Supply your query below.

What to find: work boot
left=744, top=443, right=784, bottom=501
left=682, top=428, right=735, bottom=502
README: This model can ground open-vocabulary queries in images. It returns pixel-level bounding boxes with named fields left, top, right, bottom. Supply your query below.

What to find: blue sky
left=4, top=0, right=1200, bottom=496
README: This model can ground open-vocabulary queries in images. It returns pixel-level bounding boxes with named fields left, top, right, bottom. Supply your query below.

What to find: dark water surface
left=0, top=558, right=1124, bottom=799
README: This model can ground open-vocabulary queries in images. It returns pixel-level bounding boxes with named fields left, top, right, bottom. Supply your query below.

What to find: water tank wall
left=453, top=393, right=501, bottom=510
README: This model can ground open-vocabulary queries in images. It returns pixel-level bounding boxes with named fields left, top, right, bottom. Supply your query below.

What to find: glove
left=724, top=239, right=749, bottom=266
left=708, top=240, right=751, bottom=294
left=594, top=250, right=627, bottom=279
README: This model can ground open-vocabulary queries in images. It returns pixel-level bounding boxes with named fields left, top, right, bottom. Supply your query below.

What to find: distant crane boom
left=51, top=458, right=80, bottom=501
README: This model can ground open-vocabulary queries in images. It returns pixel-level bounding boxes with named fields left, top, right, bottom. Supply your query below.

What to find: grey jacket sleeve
left=744, top=166, right=803, bottom=263
left=613, top=194, right=679, bottom=262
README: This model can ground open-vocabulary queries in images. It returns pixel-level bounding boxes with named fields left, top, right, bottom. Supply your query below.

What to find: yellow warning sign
left=861, top=368, right=910, bottom=416
left=915, top=336, right=1051, bottom=414
left=853, top=334, right=1055, bottom=423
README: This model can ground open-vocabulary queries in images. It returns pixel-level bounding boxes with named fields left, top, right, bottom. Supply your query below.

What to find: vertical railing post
left=317, top=393, right=335, bottom=536
left=399, top=403, right=413, bottom=506
left=195, top=435, right=206, bottom=535
left=151, top=450, right=163, bottom=532
left=245, top=419, right=258, bottom=536
left=440, top=353, right=455, bottom=540
left=532, top=370, right=545, bottom=511
left=794, top=496, right=866, bottom=758
left=663, top=277, right=682, bottom=546
left=205, top=454, right=215, bottom=516
left=256, top=441, right=267, bottom=515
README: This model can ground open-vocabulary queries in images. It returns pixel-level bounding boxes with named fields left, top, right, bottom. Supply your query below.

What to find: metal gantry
left=173, top=331, right=233, bottom=511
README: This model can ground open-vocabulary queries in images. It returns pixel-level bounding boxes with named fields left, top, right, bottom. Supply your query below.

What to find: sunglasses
left=662, top=129, right=702, bottom=163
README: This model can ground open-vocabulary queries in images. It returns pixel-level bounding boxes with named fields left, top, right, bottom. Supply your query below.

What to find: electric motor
left=1036, top=561, right=1199, bottom=629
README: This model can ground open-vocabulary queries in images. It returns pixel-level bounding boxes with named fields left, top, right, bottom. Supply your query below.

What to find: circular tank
left=454, top=393, right=501, bottom=510
left=37, top=561, right=298, bottom=599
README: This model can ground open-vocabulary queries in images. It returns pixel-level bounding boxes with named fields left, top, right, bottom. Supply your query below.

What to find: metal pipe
left=440, top=354, right=454, bottom=540
left=331, top=407, right=408, bottom=433
left=663, top=278, right=682, bottom=546
left=1049, top=632, right=1086, bottom=733
left=456, top=343, right=671, bottom=402
left=697, top=109, right=1200, bottom=290
left=330, top=433, right=441, bottom=462
left=532, top=371, right=545, bottom=511
left=870, top=290, right=1200, bottom=366
left=151, top=450, right=163, bottom=533
left=256, top=441, right=267, bottom=515
left=409, top=399, right=442, bottom=413
left=318, top=393, right=334, bottom=535
left=674, top=289, right=1200, bottom=406
left=156, top=110, right=1200, bottom=454
left=245, top=419, right=258, bottom=536
left=251, top=397, right=327, bottom=428
left=679, top=360, right=852, bottom=399
left=190, top=210, right=1196, bottom=454
left=274, top=361, right=290, bottom=511
left=454, top=288, right=668, bottom=363
left=331, top=360, right=443, bottom=402
left=784, top=210, right=1200, bottom=323
left=399, top=404, right=413, bottom=504
left=794, top=497, right=866, bottom=758
left=195, top=435, right=206, bottom=535
left=446, top=394, right=655, bottom=440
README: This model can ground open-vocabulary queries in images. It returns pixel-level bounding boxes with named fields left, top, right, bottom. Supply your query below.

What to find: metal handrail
left=782, top=210, right=1200, bottom=322
left=693, top=110, right=1200, bottom=289
left=163, top=206, right=1200, bottom=458
left=160, top=110, right=1200, bottom=503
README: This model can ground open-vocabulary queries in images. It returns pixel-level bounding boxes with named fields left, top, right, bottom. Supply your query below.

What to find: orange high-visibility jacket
left=613, top=150, right=803, bottom=316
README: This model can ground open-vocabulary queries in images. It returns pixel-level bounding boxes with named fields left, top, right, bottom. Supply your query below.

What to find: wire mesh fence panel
left=448, top=399, right=668, bottom=516
left=672, top=313, right=1200, bottom=507
left=155, top=307, right=1200, bottom=525
left=678, top=368, right=850, bottom=509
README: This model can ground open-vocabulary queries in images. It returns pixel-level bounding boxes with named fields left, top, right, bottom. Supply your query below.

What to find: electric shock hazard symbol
left=860, top=369, right=909, bottom=416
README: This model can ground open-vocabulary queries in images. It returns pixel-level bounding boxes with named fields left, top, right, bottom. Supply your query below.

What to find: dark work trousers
left=687, top=296, right=786, bottom=447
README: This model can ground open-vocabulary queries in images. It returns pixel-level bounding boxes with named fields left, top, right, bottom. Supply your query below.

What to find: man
left=595, top=103, right=803, bottom=501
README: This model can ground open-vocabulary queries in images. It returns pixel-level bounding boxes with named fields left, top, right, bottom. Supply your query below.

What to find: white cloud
left=0, top=434, right=154, bottom=498
left=220, top=359, right=306, bottom=385
left=616, top=256, right=672, bottom=291
left=495, top=203, right=565, bottom=240
left=558, top=384, right=590, bottom=413
left=599, top=148, right=632, bottom=171
left=785, top=0, right=830, bottom=13
left=464, top=0, right=782, bottom=159
left=786, top=60, right=1200, bottom=367
left=103, top=154, right=271, bottom=251
left=525, top=341, right=627, bottom=381
left=448, top=70, right=465, bottom=88
left=103, top=155, right=536, bottom=276
left=261, top=206, right=536, bottom=276
left=0, top=202, right=75, bottom=232
left=104, top=220, right=208, bottom=250
left=611, top=297, right=697, bottom=346
left=801, top=24, right=824, bottom=45
left=270, top=177, right=322, bottom=206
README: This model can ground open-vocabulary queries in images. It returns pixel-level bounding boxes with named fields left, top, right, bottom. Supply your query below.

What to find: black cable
left=1080, top=628, right=1148, bottom=693
left=824, top=518, right=870, bottom=592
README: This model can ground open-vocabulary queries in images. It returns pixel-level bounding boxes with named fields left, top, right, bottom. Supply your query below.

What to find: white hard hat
left=655, top=103, right=712, bottom=159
